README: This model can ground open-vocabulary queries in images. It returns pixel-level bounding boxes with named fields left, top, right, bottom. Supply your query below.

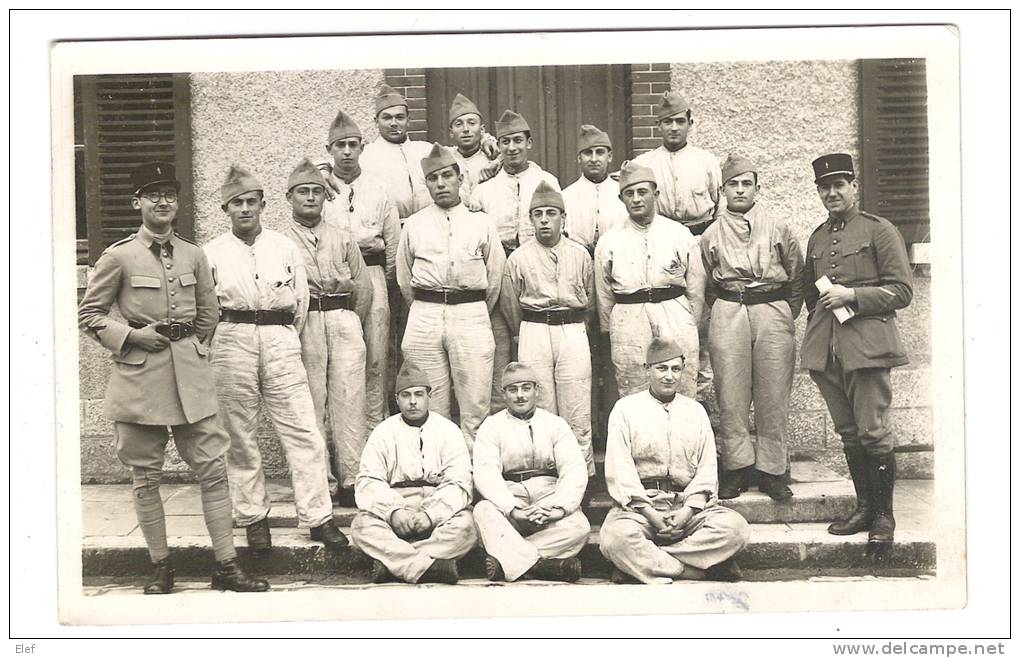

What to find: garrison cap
left=396, top=359, right=431, bottom=393
left=529, top=180, right=564, bottom=212
left=812, top=153, right=855, bottom=184
left=655, top=90, right=691, bottom=122
left=722, top=154, right=757, bottom=184
left=287, top=158, right=327, bottom=192
left=617, top=160, right=657, bottom=191
left=420, top=143, right=459, bottom=178
left=577, top=124, right=612, bottom=153
left=220, top=165, right=263, bottom=206
left=500, top=362, right=539, bottom=389
left=328, top=110, right=362, bottom=146
left=645, top=337, right=685, bottom=367
left=374, top=84, right=408, bottom=115
left=131, top=161, right=180, bottom=195
left=448, top=93, right=482, bottom=126
left=495, top=109, right=530, bottom=139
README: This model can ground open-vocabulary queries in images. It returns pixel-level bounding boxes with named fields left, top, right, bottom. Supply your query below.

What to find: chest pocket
left=844, top=241, right=879, bottom=282
left=179, top=272, right=197, bottom=287
left=130, top=275, right=161, bottom=289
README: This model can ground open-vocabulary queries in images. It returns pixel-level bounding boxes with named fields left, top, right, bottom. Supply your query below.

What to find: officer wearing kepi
left=78, top=162, right=268, bottom=594
left=802, top=153, right=913, bottom=552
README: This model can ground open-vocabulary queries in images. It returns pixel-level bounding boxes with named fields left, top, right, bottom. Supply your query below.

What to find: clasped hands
left=642, top=505, right=696, bottom=545
left=509, top=504, right=565, bottom=534
left=390, top=508, right=434, bottom=540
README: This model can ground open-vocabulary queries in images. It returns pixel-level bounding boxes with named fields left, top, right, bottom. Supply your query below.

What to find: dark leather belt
left=713, top=284, right=790, bottom=306
left=504, top=469, right=558, bottom=483
left=522, top=308, right=586, bottom=325
left=502, top=238, right=520, bottom=257
left=614, top=287, right=685, bottom=304
left=641, top=478, right=679, bottom=492
left=128, top=320, right=194, bottom=341
left=413, top=287, right=486, bottom=305
left=219, top=309, right=295, bottom=325
left=392, top=479, right=434, bottom=488
left=308, top=294, right=352, bottom=312
left=362, top=251, right=385, bottom=267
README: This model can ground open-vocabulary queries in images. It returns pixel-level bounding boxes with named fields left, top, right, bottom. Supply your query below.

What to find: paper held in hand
left=815, top=276, right=856, bottom=324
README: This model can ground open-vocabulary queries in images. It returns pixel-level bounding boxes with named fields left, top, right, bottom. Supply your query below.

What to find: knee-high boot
left=868, top=452, right=896, bottom=543
left=827, top=445, right=873, bottom=535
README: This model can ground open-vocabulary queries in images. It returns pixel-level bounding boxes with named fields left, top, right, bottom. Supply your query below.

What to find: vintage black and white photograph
left=45, top=20, right=970, bottom=629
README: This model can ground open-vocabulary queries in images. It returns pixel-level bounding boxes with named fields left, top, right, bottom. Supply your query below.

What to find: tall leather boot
left=868, top=452, right=897, bottom=544
left=828, top=445, right=873, bottom=535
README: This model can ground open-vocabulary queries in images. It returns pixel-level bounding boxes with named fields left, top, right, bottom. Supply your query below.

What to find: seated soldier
left=473, top=362, right=591, bottom=583
left=600, top=337, right=750, bottom=584
left=351, top=360, right=477, bottom=584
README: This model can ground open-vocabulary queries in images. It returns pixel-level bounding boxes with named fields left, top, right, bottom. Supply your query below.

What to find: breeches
left=709, top=299, right=795, bottom=474
left=809, top=357, right=895, bottom=456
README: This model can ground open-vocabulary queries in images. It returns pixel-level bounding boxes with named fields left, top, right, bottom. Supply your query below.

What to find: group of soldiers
left=78, top=83, right=914, bottom=593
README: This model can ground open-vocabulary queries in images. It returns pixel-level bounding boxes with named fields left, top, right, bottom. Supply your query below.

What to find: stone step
left=82, top=520, right=935, bottom=580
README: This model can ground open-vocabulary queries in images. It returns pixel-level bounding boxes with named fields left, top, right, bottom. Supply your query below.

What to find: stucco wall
left=190, top=69, right=384, bottom=244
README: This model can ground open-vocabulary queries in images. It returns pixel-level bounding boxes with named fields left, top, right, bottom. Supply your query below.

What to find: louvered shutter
left=78, top=73, right=193, bottom=265
left=859, top=59, right=930, bottom=245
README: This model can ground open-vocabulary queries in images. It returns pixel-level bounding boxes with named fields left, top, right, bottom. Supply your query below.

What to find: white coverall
left=561, top=174, right=628, bottom=254
left=471, top=162, right=561, bottom=413
left=284, top=217, right=373, bottom=492
left=472, top=408, right=590, bottom=581
left=594, top=215, right=707, bottom=399
left=396, top=202, right=506, bottom=449
left=322, top=171, right=401, bottom=432
left=204, top=229, right=332, bottom=528
left=600, top=390, right=750, bottom=584
left=632, top=143, right=722, bottom=399
left=700, top=204, right=805, bottom=475
left=359, top=136, right=434, bottom=221
left=454, top=147, right=492, bottom=205
left=352, top=412, right=477, bottom=583
left=501, top=237, right=596, bottom=475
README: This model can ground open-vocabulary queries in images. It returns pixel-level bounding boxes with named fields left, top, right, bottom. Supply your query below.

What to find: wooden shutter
left=859, top=59, right=930, bottom=245
left=78, top=73, right=193, bottom=265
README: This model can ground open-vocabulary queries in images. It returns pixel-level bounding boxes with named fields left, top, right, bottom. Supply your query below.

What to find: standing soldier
left=446, top=92, right=500, bottom=201
left=397, top=143, right=506, bottom=449
left=802, top=153, right=913, bottom=551
left=205, top=165, right=347, bottom=551
left=320, top=110, right=400, bottom=435
left=284, top=158, right=374, bottom=508
left=594, top=161, right=707, bottom=399
left=632, top=90, right=723, bottom=401
left=352, top=360, right=477, bottom=585
left=471, top=109, right=561, bottom=413
left=701, top=155, right=805, bottom=501
left=561, top=124, right=628, bottom=255
left=501, top=181, right=596, bottom=476
left=78, top=162, right=268, bottom=594
left=473, top=363, right=590, bottom=583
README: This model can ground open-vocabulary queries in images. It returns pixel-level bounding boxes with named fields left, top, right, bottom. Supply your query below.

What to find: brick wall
left=384, top=68, right=428, bottom=141
left=629, top=63, right=672, bottom=157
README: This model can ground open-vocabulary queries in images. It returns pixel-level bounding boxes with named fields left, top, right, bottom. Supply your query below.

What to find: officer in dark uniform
left=801, top=153, right=913, bottom=552
left=78, top=162, right=268, bottom=594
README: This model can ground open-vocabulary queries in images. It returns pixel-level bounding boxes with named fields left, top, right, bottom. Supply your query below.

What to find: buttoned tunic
left=470, top=162, right=561, bottom=247
left=594, top=215, right=707, bottom=397
left=631, top=144, right=722, bottom=232
left=472, top=408, right=590, bottom=580
left=360, top=136, right=434, bottom=220
left=352, top=412, right=477, bottom=583
left=561, top=175, right=628, bottom=253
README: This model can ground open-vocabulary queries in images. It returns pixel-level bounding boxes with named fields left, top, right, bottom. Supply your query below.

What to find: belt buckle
left=646, top=289, right=655, bottom=303
left=253, top=309, right=262, bottom=324
left=737, top=288, right=746, bottom=305
left=442, top=290, right=451, bottom=304
left=168, top=322, right=182, bottom=341
left=544, top=310, right=554, bottom=324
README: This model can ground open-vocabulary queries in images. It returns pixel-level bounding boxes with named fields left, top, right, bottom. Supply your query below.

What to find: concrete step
left=82, top=517, right=936, bottom=580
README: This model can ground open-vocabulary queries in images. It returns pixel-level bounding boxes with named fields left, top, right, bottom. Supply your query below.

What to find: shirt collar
left=828, top=204, right=861, bottom=230
left=137, top=225, right=174, bottom=254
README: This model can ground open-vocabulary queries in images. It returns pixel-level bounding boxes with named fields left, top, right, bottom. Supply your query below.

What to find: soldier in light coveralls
left=78, top=162, right=268, bottom=594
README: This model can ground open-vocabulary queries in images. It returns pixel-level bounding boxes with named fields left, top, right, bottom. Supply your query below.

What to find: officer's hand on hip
left=819, top=285, right=856, bottom=310
left=127, top=323, right=171, bottom=352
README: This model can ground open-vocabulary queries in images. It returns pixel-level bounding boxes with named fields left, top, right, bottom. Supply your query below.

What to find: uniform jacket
left=360, top=137, right=434, bottom=219
left=470, top=162, right=561, bottom=246
left=500, top=237, right=594, bottom=338
left=801, top=206, right=913, bottom=371
left=78, top=227, right=219, bottom=425
left=561, top=174, right=628, bottom=252
left=322, top=171, right=401, bottom=284
left=631, top=144, right=722, bottom=228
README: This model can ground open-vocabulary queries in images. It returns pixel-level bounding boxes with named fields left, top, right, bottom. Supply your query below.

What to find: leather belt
left=127, top=320, right=194, bottom=341
left=504, top=469, right=558, bottom=483
left=219, top=309, right=295, bottom=325
left=640, top=478, right=679, bottom=492
left=413, top=287, right=486, bottom=305
left=308, top=294, right=352, bottom=312
left=713, top=284, right=790, bottom=306
left=392, top=479, right=434, bottom=488
left=362, top=251, right=385, bottom=267
left=614, top=287, right=685, bottom=304
left=502, top=238, right=520, bottom=257
left=522, top=308, right=586, bottom=325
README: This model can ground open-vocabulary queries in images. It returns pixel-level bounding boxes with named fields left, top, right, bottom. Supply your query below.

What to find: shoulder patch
left=104, top=233, right=137, bottom=252
left=860, top=211, right=888, bottom=223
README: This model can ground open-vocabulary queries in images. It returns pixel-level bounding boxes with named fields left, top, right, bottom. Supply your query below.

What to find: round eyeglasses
left=141, top=191, right=178, bottom=204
